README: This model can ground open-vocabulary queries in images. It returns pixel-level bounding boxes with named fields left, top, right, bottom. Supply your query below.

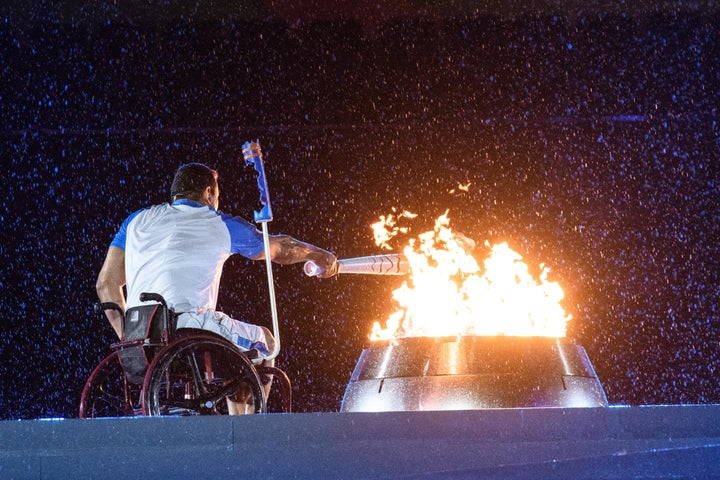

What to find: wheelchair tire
left=79, top=351, right=143, bottom=418
left=142, top=333, right=265, bottom=416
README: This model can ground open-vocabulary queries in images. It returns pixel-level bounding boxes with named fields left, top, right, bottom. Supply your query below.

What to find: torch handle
left=304, top=253, right=409, bottom=277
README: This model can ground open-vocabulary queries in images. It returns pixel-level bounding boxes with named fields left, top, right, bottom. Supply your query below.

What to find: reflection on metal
left=341, top=336, right=608, bottom=412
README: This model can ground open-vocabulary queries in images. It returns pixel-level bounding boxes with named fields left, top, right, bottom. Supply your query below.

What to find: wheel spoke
left=80, top=351, right=142, bottom=418
left=142, top=334, right=265, bottom=416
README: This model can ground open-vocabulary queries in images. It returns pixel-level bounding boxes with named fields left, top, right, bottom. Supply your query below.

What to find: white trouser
left=176, top=310, right=270, bottom=358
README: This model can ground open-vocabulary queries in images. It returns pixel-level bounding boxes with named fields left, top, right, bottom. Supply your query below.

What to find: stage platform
left=2, top=405, right=720, bottom=479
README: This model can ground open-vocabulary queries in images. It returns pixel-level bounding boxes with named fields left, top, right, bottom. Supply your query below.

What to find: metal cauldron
left=341, top=336, right=607, bottom=412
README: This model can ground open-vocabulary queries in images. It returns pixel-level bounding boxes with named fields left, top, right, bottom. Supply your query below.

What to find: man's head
left=170, top=163, right=219, bottom=209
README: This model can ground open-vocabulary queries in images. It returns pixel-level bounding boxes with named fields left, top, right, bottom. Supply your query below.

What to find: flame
left=449, top=182, right=472, bottom=194
left=370, top=212, right=571, bottom=340
left=370, top=208, right=417, bottom=251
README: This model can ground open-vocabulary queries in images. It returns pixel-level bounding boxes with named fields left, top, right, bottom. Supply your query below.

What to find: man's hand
left=311, top=251, right=338, bottom=278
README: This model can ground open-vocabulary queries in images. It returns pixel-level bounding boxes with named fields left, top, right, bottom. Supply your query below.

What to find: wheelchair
left=79, top=292, right=291, bottom=418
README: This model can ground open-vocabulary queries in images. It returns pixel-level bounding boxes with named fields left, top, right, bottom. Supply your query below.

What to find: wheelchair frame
left=79, top=292, right=291, bottom=418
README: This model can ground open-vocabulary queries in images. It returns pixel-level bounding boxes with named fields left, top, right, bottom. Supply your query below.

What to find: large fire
left=370, top=211, right=571, bottom=340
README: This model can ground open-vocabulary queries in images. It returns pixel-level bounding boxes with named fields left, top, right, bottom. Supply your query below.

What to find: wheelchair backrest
left=123, top=304, right=175, bottom=343
left=119, top=303, right=176, bottom=384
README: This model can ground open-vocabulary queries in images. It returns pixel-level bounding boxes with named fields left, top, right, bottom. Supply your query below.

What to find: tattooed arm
left=251, top=234, right=338, bottom=278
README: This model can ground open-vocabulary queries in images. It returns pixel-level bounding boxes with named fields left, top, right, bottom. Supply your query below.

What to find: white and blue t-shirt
left=111, top=200, right=265, bottom=312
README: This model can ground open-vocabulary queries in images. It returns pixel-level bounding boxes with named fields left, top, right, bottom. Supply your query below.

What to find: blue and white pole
left=242, top=140, right=280, bottom=361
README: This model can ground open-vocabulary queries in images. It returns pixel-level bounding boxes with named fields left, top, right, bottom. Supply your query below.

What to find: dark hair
left=170, top=163, right=218, bottom=202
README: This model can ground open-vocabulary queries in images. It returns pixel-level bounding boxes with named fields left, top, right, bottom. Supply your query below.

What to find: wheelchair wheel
left=142, top=333, right=265, bottom=416
left=79, top=351, right=142, bottom=418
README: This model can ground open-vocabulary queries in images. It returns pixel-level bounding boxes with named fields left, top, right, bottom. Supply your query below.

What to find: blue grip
left=242, top=140, right=273, bottom=222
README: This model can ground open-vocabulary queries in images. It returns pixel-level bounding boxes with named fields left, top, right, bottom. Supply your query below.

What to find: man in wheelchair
left=95, top=162, right=337, bottom=414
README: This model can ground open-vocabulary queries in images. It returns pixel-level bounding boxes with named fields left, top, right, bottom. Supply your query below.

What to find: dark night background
left=1, top=1, right=718, bottom=419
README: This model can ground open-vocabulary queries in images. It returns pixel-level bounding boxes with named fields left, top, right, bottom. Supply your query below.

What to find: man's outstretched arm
left=253, top=234, right=338, bottom=278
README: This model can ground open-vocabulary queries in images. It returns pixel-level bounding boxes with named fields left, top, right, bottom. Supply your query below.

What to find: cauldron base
left=341, top=336, right=607, bottom=412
